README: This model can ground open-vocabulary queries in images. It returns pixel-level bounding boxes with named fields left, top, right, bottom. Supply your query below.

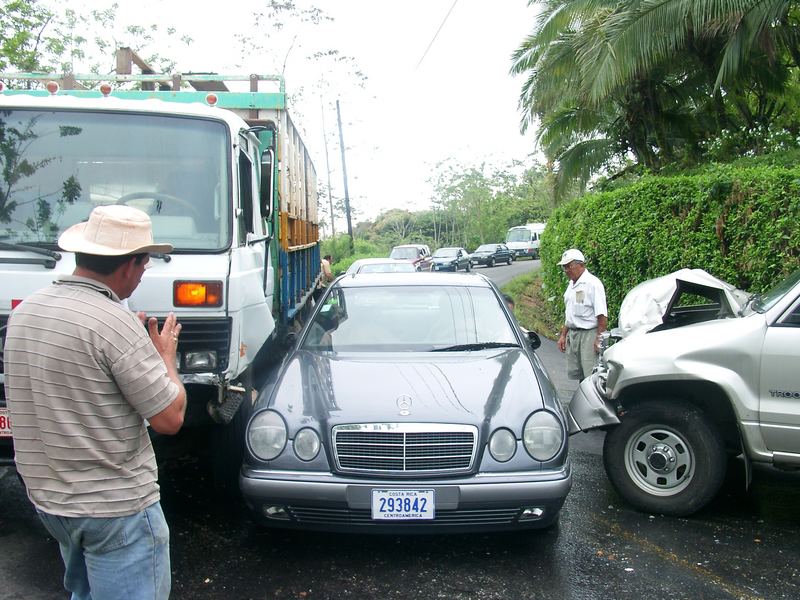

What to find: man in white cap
left=4, top=205, right=187, bottom=600
left=556, top=248, right=608, bottom=380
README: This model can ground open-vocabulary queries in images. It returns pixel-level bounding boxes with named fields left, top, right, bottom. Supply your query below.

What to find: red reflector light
left=206, top=93, right=218, bottom=107
left=173, top=281, right=223, bottom=307
left=46, top=80, right=59, bottom=95
left=100, top=83, right=112, bottom=97
left=11, top=299, right=23, bottom=309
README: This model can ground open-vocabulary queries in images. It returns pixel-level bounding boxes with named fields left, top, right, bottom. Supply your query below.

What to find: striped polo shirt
left=3, top=276, right=179, bottom=518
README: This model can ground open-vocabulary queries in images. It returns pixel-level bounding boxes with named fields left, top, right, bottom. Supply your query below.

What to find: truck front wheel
left=602, top=400, right=726, bottom=517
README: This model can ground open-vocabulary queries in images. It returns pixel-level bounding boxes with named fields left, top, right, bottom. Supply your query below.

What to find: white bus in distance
left=505, top=223, right=546, bottom=259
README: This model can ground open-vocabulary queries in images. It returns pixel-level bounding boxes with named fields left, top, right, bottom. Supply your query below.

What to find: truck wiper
left=431, top=342, right=519, bottom=352
left=0, top=240, right=62, bottom=261
left=0, top=241, right=62, bottom=269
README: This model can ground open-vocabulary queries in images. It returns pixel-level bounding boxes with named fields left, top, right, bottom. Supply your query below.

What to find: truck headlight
left=293, top=428, right=321, bottom=461
left=184, top=350, right=218, bottom=371
left=488, top=428, right=516, bottom=462
left=523, top=411, right=563, bottom=461
left=247, top=410, right=287, bottom=460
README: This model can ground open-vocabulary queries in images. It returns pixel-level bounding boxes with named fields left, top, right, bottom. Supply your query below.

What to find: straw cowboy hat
left=58, top=205, right=173, bottom=255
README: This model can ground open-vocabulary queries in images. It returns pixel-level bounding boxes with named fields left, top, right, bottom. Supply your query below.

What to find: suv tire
left=602, top=400, right=726, bottom=516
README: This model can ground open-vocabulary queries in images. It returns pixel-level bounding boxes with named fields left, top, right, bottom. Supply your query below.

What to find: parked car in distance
left=240, top=272, right=571, bottom=533
left=430, top=247, right=471, bottom=272
left=568, top=267, right=800, bottom=517
left=345, top=258, right=418, bottom=275
left=470, top=243, right=514, bottom=268
left=389, top=244, right=432, bottom=271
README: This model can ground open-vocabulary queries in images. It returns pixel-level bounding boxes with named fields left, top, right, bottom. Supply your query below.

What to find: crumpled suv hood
left=616, top=268, right=750, bottom=338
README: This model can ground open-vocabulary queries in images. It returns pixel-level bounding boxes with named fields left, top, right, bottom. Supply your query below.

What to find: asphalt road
left=2, top=260, right=799, bottom=599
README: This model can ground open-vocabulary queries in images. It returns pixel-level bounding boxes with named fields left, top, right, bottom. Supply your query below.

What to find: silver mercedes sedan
left=240, top=272, right=571, bottom=533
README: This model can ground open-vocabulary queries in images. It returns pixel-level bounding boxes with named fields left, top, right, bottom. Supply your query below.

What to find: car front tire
left=488, top=258, right=495, bottom=267
left=602, top=400, right=726, bottom=517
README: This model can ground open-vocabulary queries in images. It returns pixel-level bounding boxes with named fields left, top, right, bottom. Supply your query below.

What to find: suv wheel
left=603, top=400, right=726, bottom=516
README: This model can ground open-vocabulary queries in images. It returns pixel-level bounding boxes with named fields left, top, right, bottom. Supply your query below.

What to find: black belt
left=567, top=326, right=597, bottom=331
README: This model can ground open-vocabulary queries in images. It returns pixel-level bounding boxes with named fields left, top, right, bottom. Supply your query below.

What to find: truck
left=0, top=48, right=321, bottom=492
left=505, top=222, right=546, bottom=259
left=568, top=268, right=800, bottom=516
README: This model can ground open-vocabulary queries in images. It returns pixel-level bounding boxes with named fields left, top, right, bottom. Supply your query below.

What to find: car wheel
left=507, top=256, right=513, bottom=265
left=466, top=262, right=471, bottom=272
left=488, top=258, right=495, bottom=268
left=602, top=400, right=726, bottom=517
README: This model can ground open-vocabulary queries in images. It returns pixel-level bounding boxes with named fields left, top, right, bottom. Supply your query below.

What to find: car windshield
left=0, top=109, right=230, bottom=251
left=751, top=268, right=800, bottom=313
left=475, top=245, right=495, bottom=252
left=302, top=285, right=518, bottom=352
left=359, top=262, right=416, bottom=273
left=433, top=248, right=458, bottom=258
left=389, top=247, right=418, bottom=260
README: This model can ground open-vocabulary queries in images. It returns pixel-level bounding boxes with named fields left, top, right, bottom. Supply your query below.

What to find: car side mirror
left=526, top=330, right=541, bottom=350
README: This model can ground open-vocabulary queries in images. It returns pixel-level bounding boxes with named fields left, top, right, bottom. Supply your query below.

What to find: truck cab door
left=759, top=295, right=800, bottom=455
left=229, top=137, right=274, bottom=373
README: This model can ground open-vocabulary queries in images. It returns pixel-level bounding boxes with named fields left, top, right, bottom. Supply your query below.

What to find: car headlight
left=488, top=428, right=516, bottom=462
left=523, top=411, right=564, bottom=461
left=293, top=428, right=321, bottom=461
left=247, top=410, right=287, bottom=460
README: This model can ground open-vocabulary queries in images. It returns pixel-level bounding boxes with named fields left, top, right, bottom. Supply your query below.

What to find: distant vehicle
left=389, top=244, right=432, bottom=271
left=505, top=223, right=546, bottom=259
left=430, top=247, right=471, bottom=272
left=240, top=272, right=570, bottom=533
left=470, top=244, right=514, bottom=268
left=345, top=258, right=418, bottom=275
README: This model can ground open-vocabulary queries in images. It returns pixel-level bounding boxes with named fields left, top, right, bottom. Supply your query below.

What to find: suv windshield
left=0, top=109, right=230, bottom=251
left=752, top=269, right=800, bottom=313
left=303, top=285, right=517, bottom=352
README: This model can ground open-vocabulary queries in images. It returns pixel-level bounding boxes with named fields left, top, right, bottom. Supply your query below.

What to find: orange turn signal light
left=174, top=281, right=223, bottom=307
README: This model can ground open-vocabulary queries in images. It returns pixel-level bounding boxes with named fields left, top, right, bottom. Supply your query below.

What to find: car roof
left=337, top=272, right=493, bottom=288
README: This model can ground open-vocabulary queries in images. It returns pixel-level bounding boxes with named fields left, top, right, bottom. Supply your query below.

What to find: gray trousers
left=566, top=327, right=598, bottom=380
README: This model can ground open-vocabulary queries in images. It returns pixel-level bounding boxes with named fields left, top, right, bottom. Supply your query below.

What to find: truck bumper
left=567, top=373, right=620, bottom=435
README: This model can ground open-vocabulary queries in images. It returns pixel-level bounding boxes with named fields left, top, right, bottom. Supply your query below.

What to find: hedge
left=539, top=163, right=800, bottom=327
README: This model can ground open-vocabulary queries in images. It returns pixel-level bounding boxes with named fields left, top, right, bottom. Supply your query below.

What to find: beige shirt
left=3, top=276, right=179, bottom=517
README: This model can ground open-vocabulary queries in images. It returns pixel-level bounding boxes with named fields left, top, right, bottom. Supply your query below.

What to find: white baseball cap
left=558, top=248, right=585, bottom=265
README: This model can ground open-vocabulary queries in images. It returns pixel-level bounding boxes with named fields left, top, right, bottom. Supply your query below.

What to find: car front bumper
left=240, top=463, right=572, bottom=533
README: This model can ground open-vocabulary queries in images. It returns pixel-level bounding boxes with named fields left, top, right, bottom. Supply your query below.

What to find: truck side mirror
left=260, top=148, right=274, bottom=219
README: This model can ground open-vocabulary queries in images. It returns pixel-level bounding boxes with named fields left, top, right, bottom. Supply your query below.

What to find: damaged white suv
left=568, top=268, right=800, bottom=516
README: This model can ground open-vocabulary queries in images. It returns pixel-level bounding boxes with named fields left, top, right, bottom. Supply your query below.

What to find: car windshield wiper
left=0, top=241, right=62, bottom=269
left=431, top=342, right=519, bottom=352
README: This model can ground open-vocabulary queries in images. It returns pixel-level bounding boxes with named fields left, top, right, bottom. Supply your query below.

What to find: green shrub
left=540, top=162, right=800, bottom=327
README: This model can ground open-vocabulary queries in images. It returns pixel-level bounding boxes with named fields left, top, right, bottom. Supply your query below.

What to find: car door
left=759, top=293, right=800, bottom=454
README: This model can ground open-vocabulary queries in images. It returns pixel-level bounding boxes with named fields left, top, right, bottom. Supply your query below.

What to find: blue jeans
left=37, top=502, right=171, bottom=600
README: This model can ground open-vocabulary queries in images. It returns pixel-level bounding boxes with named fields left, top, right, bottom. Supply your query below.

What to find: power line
left=415, top=0, right=460, bottom=70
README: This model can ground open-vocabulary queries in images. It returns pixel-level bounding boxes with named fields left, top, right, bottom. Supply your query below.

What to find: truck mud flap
left=208, top=385, right=246, bottom=425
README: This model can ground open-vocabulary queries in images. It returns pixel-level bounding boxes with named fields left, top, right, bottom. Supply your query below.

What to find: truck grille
left=333, top=423, right=478, bottom=474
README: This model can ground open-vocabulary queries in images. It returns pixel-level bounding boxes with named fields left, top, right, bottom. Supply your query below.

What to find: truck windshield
left=0, top=109, right=230, bottom=251
left=506, top=228, right=531, bottom=243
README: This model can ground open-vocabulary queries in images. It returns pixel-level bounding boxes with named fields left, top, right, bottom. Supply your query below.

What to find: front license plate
left=371, top=489, right=435, bottom=520
left=0, top=408, right=12, bottom=437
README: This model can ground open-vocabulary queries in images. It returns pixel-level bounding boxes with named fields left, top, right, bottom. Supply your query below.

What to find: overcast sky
left=66, top=0, right=540, bottom=230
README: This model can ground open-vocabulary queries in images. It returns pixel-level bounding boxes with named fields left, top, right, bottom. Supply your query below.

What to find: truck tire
left=602, top=400, right=726, bottom=516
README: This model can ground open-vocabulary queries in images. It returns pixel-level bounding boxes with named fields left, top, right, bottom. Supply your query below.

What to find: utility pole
left=320, top=94, right=336, bottom=237
left=336, top=99, right=354, bottom=252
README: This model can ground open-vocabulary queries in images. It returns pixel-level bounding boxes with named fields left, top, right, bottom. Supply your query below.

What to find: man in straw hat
left=4, top=205, right=187, bottom=600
